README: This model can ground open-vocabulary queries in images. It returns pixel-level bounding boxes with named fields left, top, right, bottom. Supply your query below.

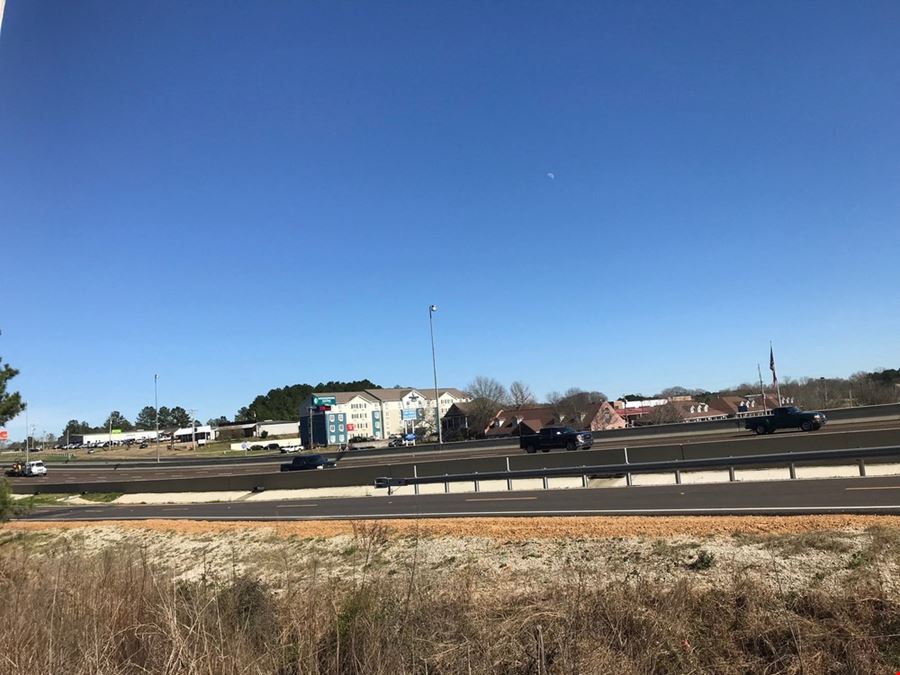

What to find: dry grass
left=9, top=513, right=900, bottom=539
left=2, top=523, right=900, bottom=673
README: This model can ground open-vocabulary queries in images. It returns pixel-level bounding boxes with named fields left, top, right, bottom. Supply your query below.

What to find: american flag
left=769, top=344, right=778, bottom=387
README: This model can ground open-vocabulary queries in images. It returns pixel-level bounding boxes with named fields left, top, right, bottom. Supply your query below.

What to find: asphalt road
left=19, top=475, right=900, bottom=521
left=10, top=420, right=900, bottom=487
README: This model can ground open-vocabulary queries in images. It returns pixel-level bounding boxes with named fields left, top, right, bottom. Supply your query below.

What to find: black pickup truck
left=280, top=454, right=337, bottom=471
left=744, top=406, right=827, bottom=435
left=520, top=426, right=593, bottom=453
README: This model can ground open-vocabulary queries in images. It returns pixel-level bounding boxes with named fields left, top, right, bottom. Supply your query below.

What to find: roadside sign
left=313, top=396, right=337, bottom=406
left=404, top=433, right=416, bottom=441
left=111, top=429, right=122, bottom=434
left=347, top=423, right=355, bottom=432
left=401, top=409, right=417, bottom=421
left=0, top=429, right=8, bottom=440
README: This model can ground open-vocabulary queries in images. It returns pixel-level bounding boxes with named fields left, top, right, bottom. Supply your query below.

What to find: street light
left=428, top=304, right=443, bottom=445
left=154, top=374, right=160, bottom=463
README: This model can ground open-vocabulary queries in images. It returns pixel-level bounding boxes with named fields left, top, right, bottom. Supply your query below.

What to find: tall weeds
left=0, top=540, right=898, bottom=673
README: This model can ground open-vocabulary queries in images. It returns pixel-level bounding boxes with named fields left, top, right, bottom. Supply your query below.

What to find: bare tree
left=647, top=402, right=682, bottom=425
left=509, top=381, right=535, bottom=408
left=466, top=376, right=510, bottom=433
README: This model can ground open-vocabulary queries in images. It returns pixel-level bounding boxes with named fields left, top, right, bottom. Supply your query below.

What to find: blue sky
left=1, top=1, right=898, bottom=439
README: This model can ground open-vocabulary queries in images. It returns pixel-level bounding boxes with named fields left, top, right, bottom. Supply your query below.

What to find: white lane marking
left=845, top=486, right=900, bottom=491
left=158, top=507, right=189, bottom=511
left=25, top=505, right=900, bottom=522
left=465, top=497, right=538, bottom=502
left=275, top=504, right=319, bottom=508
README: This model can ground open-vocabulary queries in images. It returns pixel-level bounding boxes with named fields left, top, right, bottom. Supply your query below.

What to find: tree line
left=59, top=406, right=199, bottom=442
left=234, top=380, right=382, bottom=422
left=458, top=366, right=900, bottom=436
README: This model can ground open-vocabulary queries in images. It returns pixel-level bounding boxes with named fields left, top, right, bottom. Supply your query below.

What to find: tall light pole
left=428, top=304, right=443, bottom=445
left=154, top=374, right=160, bottom=463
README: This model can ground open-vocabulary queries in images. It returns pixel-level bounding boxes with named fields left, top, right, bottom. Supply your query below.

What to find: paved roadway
left=19, top=475, right=900, bottom=521
left=9, top=420, right=900, bottom=487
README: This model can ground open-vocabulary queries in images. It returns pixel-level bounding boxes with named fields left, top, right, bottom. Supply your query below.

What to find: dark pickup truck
left=520, top=426, right=593, bottom=453
left=280, top=454, right=337, bottom=471
left=745, top=406, right=827, bottom=435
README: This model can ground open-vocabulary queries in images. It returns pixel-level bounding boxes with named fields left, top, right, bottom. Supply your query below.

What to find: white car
left=24, top=460, right=47, bottom=477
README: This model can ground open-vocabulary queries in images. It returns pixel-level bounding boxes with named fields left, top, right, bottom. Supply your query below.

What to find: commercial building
left=299, top=392, right=384, bottom=446
left=297, top=387, right=471, bottom=445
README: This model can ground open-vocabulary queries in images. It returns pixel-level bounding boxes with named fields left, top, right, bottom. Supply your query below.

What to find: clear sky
left=1, top=1, right=898, bottom=440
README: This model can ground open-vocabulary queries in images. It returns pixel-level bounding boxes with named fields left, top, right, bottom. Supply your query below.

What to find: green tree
left=102, top=411, right=133, bottom=431
left=0, top=357, right=26, bottom=426
left=157, top=406, right=173, bottom=427
left=135, top=406, right=157, bottom=430
left=168, top=406, right=192, bottom=428
left=1, top=478, right=30, bottom=523
left=59, top=419, right=95, bottom=442
left=236, top=380, right=382, bottom=422
left=208, top=416, right=229, bottom=426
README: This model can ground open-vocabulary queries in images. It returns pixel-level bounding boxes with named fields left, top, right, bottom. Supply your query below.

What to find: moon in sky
left=546, top=172, right=555, bottom=180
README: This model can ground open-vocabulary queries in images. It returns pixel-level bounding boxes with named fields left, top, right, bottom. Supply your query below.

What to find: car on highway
left=520, top=426, right=593, bottom=453
left=280, top=454, right=337, bottom=471
left=745, top=406, right=827, bottom=435
left=5, top=460, right=47, bottom=477
left=279, top=445, right=303, bottom=454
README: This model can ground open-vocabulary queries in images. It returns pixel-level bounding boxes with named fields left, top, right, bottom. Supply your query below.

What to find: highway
left=19, top=475, right=900, bottom=521
left=9, top=420, right=900, bottom=488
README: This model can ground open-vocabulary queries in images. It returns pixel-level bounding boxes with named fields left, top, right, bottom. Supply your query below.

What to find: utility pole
left=25, top=404, right=29, bottom=463
left=429, top=304, right=443, bottom=445
left=154, top=374, right=160, bottom=462
left=189, top=409, right=197, bottom=451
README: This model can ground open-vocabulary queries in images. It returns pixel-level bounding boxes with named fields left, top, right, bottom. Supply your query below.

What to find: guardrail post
left=506, top=457, right=512, bottom=491
left=475, top=477, right=480, bottom=492
left=413, top=465, right=420, bottom=495
left=624, top=446, right=633, bottom=486
left=674, top=469, right=681, bottom=484
left=858, top=459, right=867, bottom=477
left=444, top=475, right=449, bottom=493
left=789, top=463, right=797, bottom=480
left=582, top=474, right=588, bottom=488
left=729, top=466, right=736, bottom=482
left=542, top=476, right=549, bottom=490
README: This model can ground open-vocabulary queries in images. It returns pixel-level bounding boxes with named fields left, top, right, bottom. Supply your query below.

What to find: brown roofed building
left=486, top=401, right=626, bottom=437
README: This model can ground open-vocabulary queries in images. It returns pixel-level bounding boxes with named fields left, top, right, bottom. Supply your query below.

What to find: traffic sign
left=313, top=396, right=337, bottom=406
left=347, top=423, right=355, bottom=432
left=0, top=429, right=8, bottom=440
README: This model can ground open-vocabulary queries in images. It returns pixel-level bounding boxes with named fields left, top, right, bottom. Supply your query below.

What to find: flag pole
left=769, top=341, right=782, bottom=404
left=757, top=363, right=768, bottom=414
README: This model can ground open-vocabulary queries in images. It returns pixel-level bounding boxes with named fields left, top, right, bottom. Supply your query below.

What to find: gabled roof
left=444, top=401, right=475, bottom=415
left=364, top=388, right=425, bottom=402
left=669, top=400, right=729, bottom=420
left=313, top=391, right=381, bottom=405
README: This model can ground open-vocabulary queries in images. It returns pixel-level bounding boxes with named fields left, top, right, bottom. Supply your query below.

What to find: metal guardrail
left=374, top=444, right=900, bottom=490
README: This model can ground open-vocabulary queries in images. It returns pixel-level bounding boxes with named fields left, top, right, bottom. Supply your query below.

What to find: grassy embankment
left=1, top=517, right=900, bottom=674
